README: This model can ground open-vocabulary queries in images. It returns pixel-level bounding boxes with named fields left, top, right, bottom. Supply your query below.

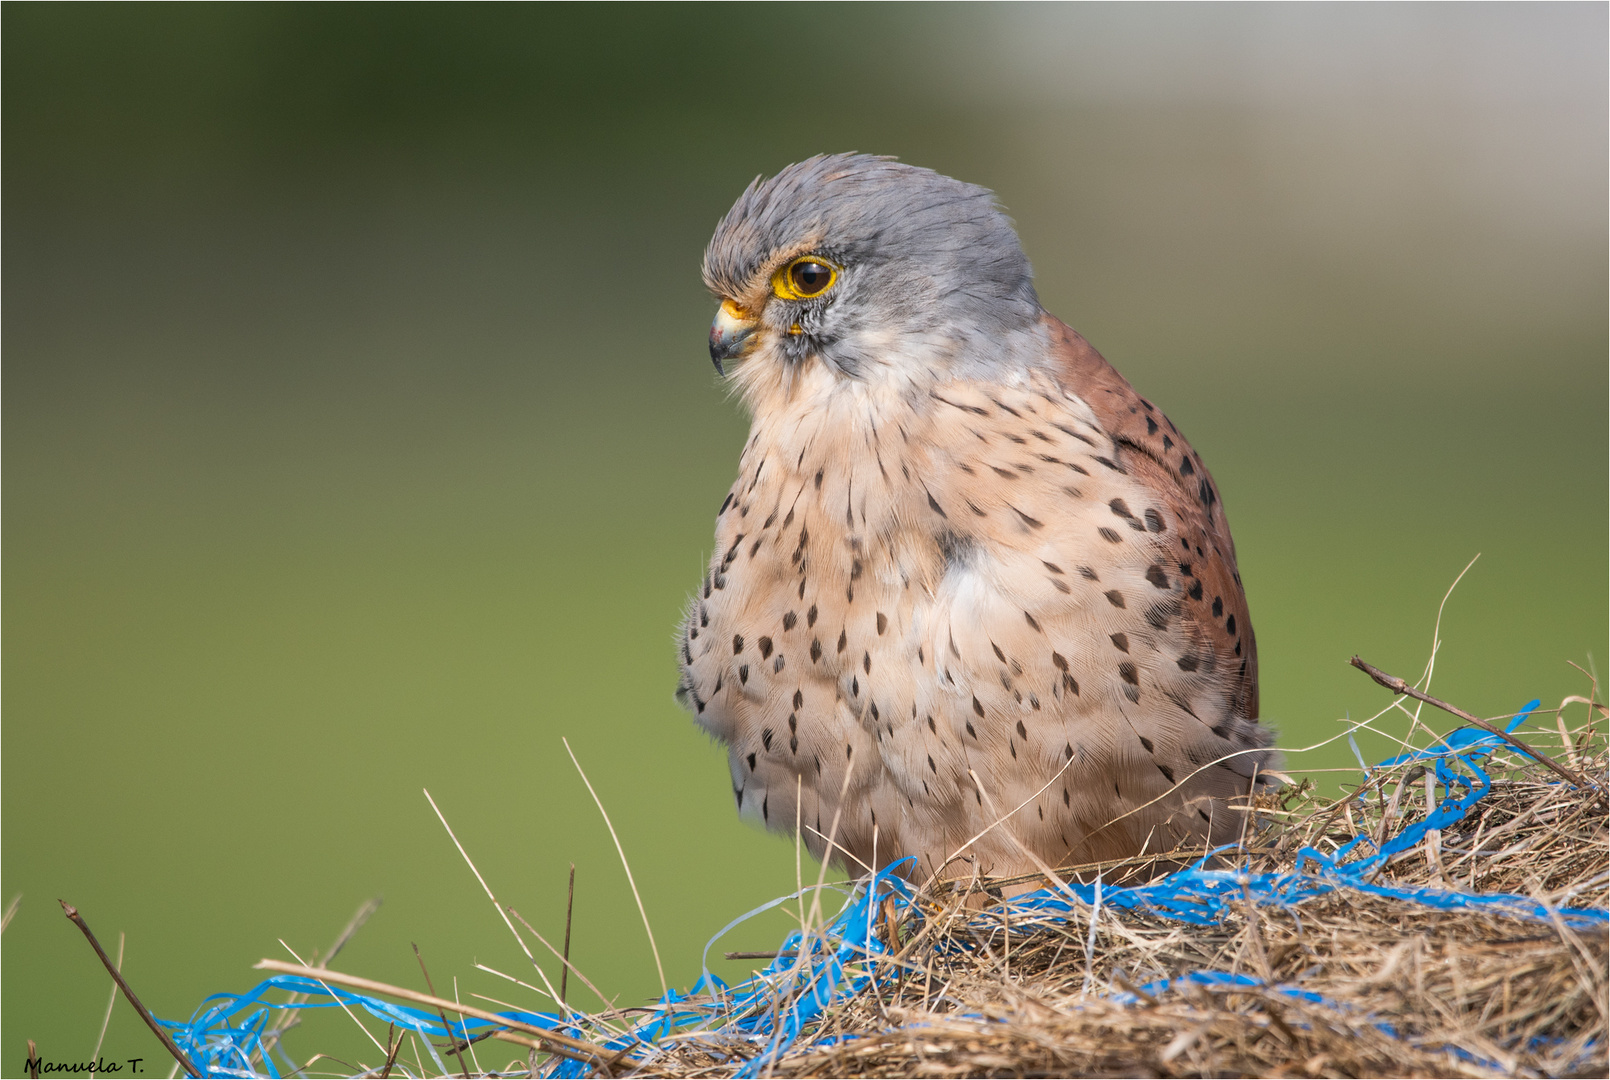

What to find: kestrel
left=677, top=154, right=1276, bottom=885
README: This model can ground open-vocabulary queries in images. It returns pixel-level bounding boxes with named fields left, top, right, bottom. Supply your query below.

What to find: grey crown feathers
left=702, top=154, right=1047, bottom=379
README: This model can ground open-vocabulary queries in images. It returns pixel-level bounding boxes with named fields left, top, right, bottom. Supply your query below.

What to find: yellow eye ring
left=771, top=256, right=838, bottom=301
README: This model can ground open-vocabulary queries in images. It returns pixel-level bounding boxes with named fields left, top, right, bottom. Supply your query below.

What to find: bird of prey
left=677, top=154, right=1277, bottom=885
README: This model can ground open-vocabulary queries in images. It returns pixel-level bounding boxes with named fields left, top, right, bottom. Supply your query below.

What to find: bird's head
left=702, top=154, right=1046, bottom=399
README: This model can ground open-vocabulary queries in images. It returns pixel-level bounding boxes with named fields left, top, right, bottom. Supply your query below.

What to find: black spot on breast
left=1198, top=808, right=1211, bottom=822
left=927, top=491, right=946, bottom=517
left=836, top=630, right=848, bottom=653
left=1145, top=565, right=1169, bottom=589
left=1179, top=457, right=1195, bottom=476
left=773, top=655, right=785, bottom=673
left=733, top=635, right=745, bottom=654
left=1156, top=763, right=1176, bottom=784
left=863, top=652, right=871, bottom=674
left=876, top=612, right=888, bottom=635
left=1009, top=740, right=1017, bottom=759
left=1162, top=435, right=1174, bottom=451
left=1212, top=597, right=1224, bottom=618
left=918, top=646, right=925, bottom=663
left=1015, top=719, right=1028, bottom=740
left=1226, top=614, right=1237, bottom=636
left=1110, top=632, right=1129, bottom=653
left=1094, top=456, right=1121, bottom=472
left=1051, top=651, right=1068, bottom=671
left=814, top=468, right=824, bottom=489
left=966, top=721, right=977, bottom=738
left=749, top=538, right=763, bottom=557
left=972, top=696, right=985, bottom=718
left=1234, top=640, right=1242, bottom=656
left=1118, top=662, right=1139, bottom=685
left=851, top=676, right=859, bottom=696
left=1063, top=787, right=1070, bottom=806
left=793, top=689, right=804, bottom=709
left=807, top=604, right=818, bottom=628
left=1139, top=736, right=1154, bottom=754
left=1144, top=508, right=1164, bottom=532
left=746, top=752, right=756, bottom=770
left=991, top=642, right=1006, bottom=662
left=927, top=715, right=937, bottom=733
left=1104, top=590, right=1126, bottom=608
left=1188, top=581, right=1204, bottom=601
left=1145, top=415, right=1158, bottom=434
left=783, top=507, right=795, bottom=527
left=927, top=754, right=937, bottom=773
left=1109, top=498, right=1132, bottom=518
left=1024, top=611, right=1041, bottom=632
left=759, top=637, right=773, bottom=659
left=1063, top=673, right=1079, bottom=695
left=720, top=493, right=733, bottom=515
left=1098, top=527, right=1122, bottom=543
left=783, top=612, right=797, bottom=631
left=790, top=735, right=799, bottom=753
left=1014, top=507, right=1043, bottom=528
left=991, top=465, right=1016, bottom=479
left=846, top=743, right=853, bottom=758
left=1042, top=561, right=1064, bottom=575
left=739, top=665, right=749, bottom=685
left=1176, top=655, right=1200, bottom=672
left=869, top=700, right=879, bottom=721
left=810, top=639, right=822, bottom=662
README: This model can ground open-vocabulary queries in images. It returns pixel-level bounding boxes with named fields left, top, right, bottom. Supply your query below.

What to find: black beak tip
left=709, top=342, right=725, bottom=376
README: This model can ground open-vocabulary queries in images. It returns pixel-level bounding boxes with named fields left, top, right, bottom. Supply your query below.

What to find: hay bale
left=640, top=712, right=1607, bottom=1080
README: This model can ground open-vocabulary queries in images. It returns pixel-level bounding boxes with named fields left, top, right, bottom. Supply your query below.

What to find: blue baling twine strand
left=163, top=700, right=1605, bottom=1078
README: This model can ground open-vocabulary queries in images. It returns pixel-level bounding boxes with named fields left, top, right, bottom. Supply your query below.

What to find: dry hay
left=634, top=701, right=1608, bottom=1080
left=152, top=685, right=1607, bottom=1079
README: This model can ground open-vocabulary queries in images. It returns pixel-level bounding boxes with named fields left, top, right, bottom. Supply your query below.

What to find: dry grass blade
left=562, top=737, right=667, bottom=997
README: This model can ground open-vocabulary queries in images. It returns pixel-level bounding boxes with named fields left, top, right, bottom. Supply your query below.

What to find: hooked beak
left=708, top=299, right=758, bottom=375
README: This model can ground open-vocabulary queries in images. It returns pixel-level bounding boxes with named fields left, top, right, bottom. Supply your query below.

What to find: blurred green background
left=5, top=3, right=1605, bottom=1073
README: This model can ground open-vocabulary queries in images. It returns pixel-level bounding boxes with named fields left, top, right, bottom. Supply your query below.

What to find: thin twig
left=1350, top=656, right=1596, bottom=791
left=413, top=943, right=471, bottom=1079
left=423, top=788, right=568, bottom=1007
left=259, top=896, right=383, bottom=1067
left=60, top=901, right=202, bottom=1079
left=506, top=905, right=616, bottom=1013
left=253, top=959, right=620, bottom=1072
left=562, top=737, right=667, bottom=995
left=379, top=1023, right=403, bottom=1080
left=90, top=931, right=125, bottom=1079
left=561, top=863, right=576, bottom=1006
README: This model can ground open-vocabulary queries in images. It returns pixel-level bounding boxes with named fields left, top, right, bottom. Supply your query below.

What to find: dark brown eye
left=787, top=259, right=835, bottom=297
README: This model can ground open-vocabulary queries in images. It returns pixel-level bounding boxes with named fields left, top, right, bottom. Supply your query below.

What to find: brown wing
left=1043, top=314, right=1260, bottom=725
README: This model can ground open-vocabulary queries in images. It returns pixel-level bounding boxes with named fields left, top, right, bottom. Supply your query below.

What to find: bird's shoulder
left=1041, top=314, right=1259, bottom=720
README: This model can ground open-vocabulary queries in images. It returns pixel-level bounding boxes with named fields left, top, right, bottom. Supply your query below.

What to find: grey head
left=703, top=154, right=1046, bottom=386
